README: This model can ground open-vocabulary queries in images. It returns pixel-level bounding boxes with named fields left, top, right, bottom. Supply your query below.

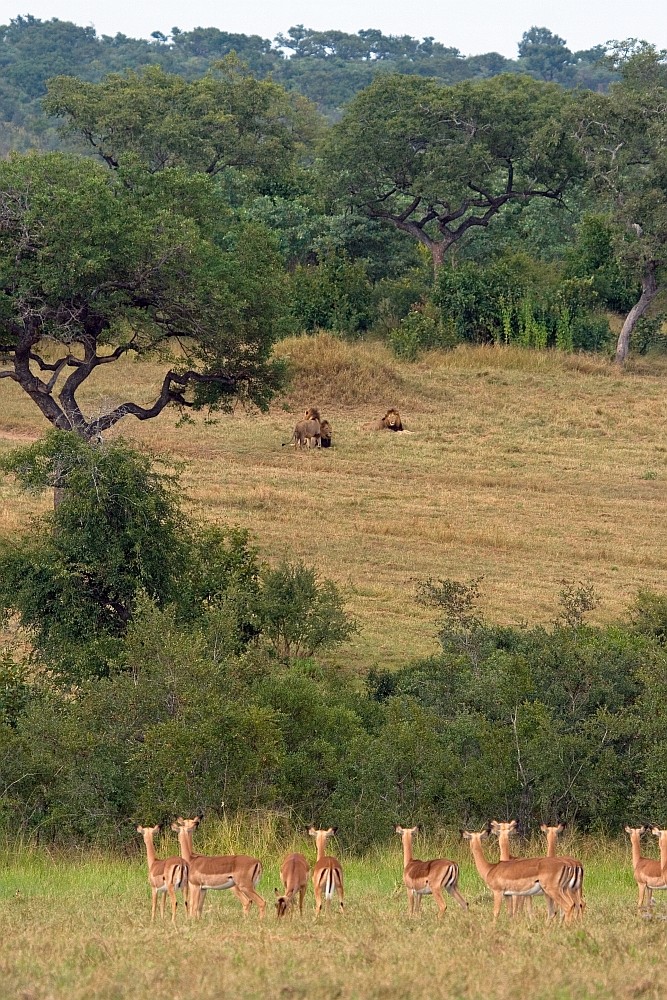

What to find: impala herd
left=136, top=818, right=667, bottom=924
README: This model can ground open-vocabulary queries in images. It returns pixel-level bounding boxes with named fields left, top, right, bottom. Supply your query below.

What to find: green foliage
left=432, top=253, right=612, bottom=350
left=259, top=560, right=358, bottom=660
left=0, top=434, right=189, bottom=681
left=288, top=252, right=375, bottom=335
left=324, top=72, right=585, bottom=268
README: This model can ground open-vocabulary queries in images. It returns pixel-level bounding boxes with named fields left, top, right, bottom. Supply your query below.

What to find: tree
left=574, top=44, right=667, bottom=362
left=0, top=152, right=287, bottom=439
left=43, top=58, right=316, bottom=185
left=518, top=27, right=573, bottom=83
left=0, top=434, right=190, bottom=681
left=323, top=73, right=585, bottom=272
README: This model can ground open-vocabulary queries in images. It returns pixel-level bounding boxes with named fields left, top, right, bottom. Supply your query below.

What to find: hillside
left=2, top=335, right=667, bottom=670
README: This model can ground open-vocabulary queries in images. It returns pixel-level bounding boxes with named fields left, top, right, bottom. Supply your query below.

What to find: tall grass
left=0, top=829, right=662, bottom=1000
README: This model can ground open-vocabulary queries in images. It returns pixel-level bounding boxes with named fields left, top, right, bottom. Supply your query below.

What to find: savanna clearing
left=0, top=828, right=663, bottom=1000
left=1, top=335, right=666, bottom=670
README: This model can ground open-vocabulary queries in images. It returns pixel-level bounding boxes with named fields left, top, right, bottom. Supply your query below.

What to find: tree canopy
left=0, top=152, right=288, bottom=438
left=323, top=73, right=586, bottom=270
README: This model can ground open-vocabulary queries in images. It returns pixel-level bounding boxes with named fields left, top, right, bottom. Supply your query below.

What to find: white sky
left=5, top=1, right=667, bottom=59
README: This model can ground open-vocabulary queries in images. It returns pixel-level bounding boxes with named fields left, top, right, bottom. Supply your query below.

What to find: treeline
left=0, top=15, right=616, bottom=145
left=1, top=436, right=667, bottom=848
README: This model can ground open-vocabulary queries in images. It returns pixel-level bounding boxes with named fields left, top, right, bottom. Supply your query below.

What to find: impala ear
left=509, top=819, right=518, bottom=830
left=330, top=827, right=338, bottom=837
left=307, top=826, right=317, bottom=837
left=394, top=824, right=404, bottom=834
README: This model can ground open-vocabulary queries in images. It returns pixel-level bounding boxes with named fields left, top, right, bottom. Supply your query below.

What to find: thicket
left=1, top=436, right=667, bottom=848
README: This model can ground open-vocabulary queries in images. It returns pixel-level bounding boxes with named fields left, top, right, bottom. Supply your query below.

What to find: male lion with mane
left=374, top=408, right=404, bottom=431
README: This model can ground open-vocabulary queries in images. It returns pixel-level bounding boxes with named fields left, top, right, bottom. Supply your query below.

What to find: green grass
left=0, top=835, right=665, bottom=1000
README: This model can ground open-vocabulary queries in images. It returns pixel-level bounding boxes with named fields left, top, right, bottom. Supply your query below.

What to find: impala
left=625, top=826, right=666, bottom=911
left=136, top=824, right=188, bottom=923
left=462, top=828, right=580, bottom=923
left=490, top=820, right=529, bottom=917
left=172, top=816, right=266, bottom=919
left=308, top=827, right=344, bottom=916
left=651, top=826, right=667, bottom=898
left=275, top=852, right=310, bottom=918
left=395, top=825, right=468, bottom=917
left=541, top=822, right=585, bottom=918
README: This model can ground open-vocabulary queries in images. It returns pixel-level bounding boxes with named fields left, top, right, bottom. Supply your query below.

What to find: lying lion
left=374, top=408, right=404, bottom=431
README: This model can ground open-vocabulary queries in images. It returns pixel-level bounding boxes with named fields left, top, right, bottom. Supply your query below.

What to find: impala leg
left=447, top=885, right=469, bottom=911
left=406, top=888, right=414, bottom=916
left=159, top=891, right=166, bottom=919
left=150, top=888, right=158, bottom=922
left=236, top=882, right=267, bottom=919
left=431, top=884, right=447, bottom=918
left=492, top=891, right=504, bottom=922
left=336, top=878, right=344, bottom=914
left=168, top=884, right=177, bottom=924
left=298, top=885, right=306, bottom=915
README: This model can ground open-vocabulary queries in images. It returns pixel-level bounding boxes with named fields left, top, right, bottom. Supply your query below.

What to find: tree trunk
left=615, top=260, right=659, bottom=364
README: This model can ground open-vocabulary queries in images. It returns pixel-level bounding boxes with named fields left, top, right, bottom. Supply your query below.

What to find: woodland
left=1, top=15, right=667, bottom=850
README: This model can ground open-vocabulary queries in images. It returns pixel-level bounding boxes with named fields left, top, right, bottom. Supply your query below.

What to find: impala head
left=462, top=829, right=489, bottom=844
left=308, top=826, right=337, bottom=854
left=394, top=824, right=419, bottom=837
left=308, top=826, right=337, bottom=838
left=136, top=824, right=160, bottom=837
left=540, top=822, right=566, bottom=834
left=625, top=825, right=647, bottom=836
left=274, top=888, right=288, bottom=918
left=490, top=820, right=518, bottom=837
left=650, top=826, right=667, bottom=841
left=173, top=816, right=200, bottom=834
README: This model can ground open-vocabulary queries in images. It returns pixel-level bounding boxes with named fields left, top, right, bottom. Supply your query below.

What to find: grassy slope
left=0, top=830, right=663, bottom=1000
left=2, top=336, right=667, bottom=669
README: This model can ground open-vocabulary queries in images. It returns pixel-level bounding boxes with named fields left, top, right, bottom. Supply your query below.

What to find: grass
left=2, top=336, right=667, bottom=669
left=0, top=829, right=665, bottom=1000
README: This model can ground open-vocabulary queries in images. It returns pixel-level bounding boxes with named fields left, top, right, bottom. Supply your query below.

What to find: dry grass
left=2, top=336, right=667, bottom=668
left=0, top=833, right=665, bottom=1000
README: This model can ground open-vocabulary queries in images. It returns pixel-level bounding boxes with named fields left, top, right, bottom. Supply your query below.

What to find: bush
left=259, top=560, right=358, bottom=660
left=288, top=251, right=375, bottom=336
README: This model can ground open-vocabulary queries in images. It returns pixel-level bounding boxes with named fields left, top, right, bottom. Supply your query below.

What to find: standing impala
left=172, top=816, right=266, bottom=919
left=541, top=822, right=585, bottom=918
left=625, top=826, right=667, bottom=911
left=136, top=824, right=188, bottom=923
left=652, top=826, right=667, bottom=899
left=395, top=825, right=468, bottom=917
left=308, top=827, right=344, bottom=916
left=490, top=820, right=529, bottom=917
left=462, top=828, right=580, bottom=923
left=275, top=852, right=310, bottom=918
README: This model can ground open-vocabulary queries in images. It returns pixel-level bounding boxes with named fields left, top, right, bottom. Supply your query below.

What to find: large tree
left=574, top=44, right=667, bottom=363
left=43, top=57, right=317, bottom=185
left=322, top=73, right=585, bottom=272
left=0, top=152, right=287, bottom=439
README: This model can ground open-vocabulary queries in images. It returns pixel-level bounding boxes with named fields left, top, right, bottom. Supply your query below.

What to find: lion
left=319, top=419, right=332, bottom=448
left=374, top=408, right=404, bottom=431
left=283, top=417, right=321, bottom=449
left=304, top=407, right=321, bottom=422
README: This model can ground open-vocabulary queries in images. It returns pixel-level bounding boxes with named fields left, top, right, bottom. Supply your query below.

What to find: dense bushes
left=2, top=565, right=667, bottom=846
left=3, top=436, right=667, bottom=848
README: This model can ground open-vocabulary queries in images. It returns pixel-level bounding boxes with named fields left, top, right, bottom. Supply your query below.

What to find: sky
left=6, top=0, right=667, bottom=58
